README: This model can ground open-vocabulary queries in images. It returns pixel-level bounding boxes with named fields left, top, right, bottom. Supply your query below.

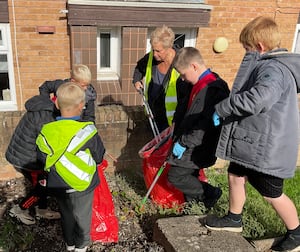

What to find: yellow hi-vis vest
left=145, top=51, right=179, bottom=126
left=36, top=121, right=97, bottom=191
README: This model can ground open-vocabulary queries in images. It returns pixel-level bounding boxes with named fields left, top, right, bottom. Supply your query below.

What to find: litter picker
left=138, top=88, right=161, bottom=143
left=138, top=128, right=183, bottom=210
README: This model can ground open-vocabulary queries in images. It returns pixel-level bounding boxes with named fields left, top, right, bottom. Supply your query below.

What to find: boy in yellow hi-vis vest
left=36, top=82, right=105, bottom=252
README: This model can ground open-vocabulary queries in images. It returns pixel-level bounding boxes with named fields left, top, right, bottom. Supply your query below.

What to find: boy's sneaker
left=35, top=206, right=61, bottom=220
left=66, top=244, right=75, bottom=251
left=74, top=246, right=88, bottom=252
left=205, top=214, right=243, bottom=233
left=271, top=232, right=300, bottom=251
left=9, top=204, right=36, bottom=225
left=203, top=187, right=222, bottom=209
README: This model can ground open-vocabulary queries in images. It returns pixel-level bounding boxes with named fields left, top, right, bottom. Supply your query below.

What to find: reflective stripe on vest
left=145, top=51, right=179, bottom=126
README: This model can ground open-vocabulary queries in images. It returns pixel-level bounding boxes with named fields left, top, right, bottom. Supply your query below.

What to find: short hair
left=239, top=16, right=281, bottom=51
left=56, top=82, right=85, bottom=110
left=150, top=25, right=175, bottom=49
left=71, top=64, right=91, bottom=83
left=173, top=47, right=204, bottom=71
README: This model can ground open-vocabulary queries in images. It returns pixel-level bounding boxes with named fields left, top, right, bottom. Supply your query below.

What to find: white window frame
left=97, top=27, right=121, bottom=80
left=0, top=24, right=17, bottom=111
left=292, top=24, right=300, bottom=53
left=146, top=27, right=197, bottom=52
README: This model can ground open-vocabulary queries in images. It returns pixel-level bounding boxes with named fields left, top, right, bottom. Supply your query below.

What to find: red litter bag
left=139, top=127, right=185, bottom=208
left=90, top=159, right=119, bottom=243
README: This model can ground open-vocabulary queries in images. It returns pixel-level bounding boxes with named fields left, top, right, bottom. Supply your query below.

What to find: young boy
left=36, top=82, right=105, bottom=252
left=205, top=16, right=300, bottom=252
left=167, top=47, right=230, bottom=208
left=6, top=94, right=61, bottom=225
left=39, top=64, right=96, bottom=122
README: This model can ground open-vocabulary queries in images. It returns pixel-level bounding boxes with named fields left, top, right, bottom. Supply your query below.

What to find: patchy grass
left=116, top=166, right=300, bottom=240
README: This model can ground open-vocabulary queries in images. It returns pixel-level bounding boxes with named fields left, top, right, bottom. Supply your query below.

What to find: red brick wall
left=8, top=0, right=70, bottom=109
left=197, top=0, right=300, bottom=88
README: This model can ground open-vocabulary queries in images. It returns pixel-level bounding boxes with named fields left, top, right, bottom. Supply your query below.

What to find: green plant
left=0, top=218, right=34, bottom=251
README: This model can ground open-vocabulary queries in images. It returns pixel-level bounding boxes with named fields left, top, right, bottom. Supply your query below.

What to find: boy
left=36, top=82, right=105, bottom=252
left=167, top=47, right=230, bottom=208
left=39, top=64, right=96, bottom=122
left=205, top=16, right=300, bottom=252
left=6, top=94, right=61, bottom=225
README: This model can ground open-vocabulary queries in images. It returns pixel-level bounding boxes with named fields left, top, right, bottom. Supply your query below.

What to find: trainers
left=74, top=246, right=88, bottom=252
left=66, top=244, right=75, bottom=251
left=271, top=232, right=300, bottom=251
left=9, top=204, right=36, bottom=225
left=35, top=206, right=61, bottom=220
left=203, top=187, right=222, bottom=209
left=205, top=214, right=243, bottom=233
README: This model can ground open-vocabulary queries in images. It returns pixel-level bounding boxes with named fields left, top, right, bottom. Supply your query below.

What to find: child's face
left=71, top=78, right=89, bottom=90
left=177, top=64, right=198, bottom=85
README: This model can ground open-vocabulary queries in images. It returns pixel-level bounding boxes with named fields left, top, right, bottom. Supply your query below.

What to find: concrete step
left=153, top=215, right=282, bottom=252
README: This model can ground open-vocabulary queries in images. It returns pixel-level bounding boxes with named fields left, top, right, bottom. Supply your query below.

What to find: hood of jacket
left=260, top=49, right=300, bottom=92
left=25, top=95, right=55, bottom=112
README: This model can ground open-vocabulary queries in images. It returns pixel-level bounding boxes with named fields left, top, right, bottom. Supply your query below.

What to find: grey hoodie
left=215, top=49, right=300, bottom=178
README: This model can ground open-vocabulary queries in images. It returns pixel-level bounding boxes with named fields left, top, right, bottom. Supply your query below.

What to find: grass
left=206, top=168, right=300, bottom=239
left=116, top=166, right=300, bottom=240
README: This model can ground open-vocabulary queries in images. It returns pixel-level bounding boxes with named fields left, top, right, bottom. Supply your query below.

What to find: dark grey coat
left=5, top=95, right=57, bottom=170
left=215, top=49, right=300, bottom=178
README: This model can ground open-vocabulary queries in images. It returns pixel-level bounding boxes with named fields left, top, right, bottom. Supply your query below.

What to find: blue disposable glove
left=212, top=111, right=220, bottom=126
left=172, top=142, right=186, bottom=159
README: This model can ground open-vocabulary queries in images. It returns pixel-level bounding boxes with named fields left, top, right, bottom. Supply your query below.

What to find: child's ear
left=256, top=42, right=266, bottom=54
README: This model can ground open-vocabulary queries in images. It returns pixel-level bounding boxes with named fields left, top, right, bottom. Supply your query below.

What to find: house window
left=97, top=27, right=121, bottom=80
left=292, top=24, right=300, bottom=53
left=146, top=27, right=197, bottom=52
left=0, top=24, right=16, bottom=111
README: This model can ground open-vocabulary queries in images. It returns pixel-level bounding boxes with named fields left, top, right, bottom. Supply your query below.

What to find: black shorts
left=228, top=162, right=283, bottom=198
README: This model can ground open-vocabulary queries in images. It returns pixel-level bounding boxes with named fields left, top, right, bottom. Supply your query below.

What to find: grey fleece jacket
left=215, top=49, right=300, bottom=178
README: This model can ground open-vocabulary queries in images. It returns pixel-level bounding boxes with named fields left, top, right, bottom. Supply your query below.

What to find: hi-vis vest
left=145, top=51, right=180, bottom=126
left=36, top=121, right=97, bottom=192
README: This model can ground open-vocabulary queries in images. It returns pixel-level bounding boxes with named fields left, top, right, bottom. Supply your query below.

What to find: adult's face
left=151, top=42, right=169, bottom=62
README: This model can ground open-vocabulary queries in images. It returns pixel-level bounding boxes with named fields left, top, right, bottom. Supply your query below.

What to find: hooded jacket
left=5, top=95, right=57, bottom=170
left=168, top=73, right=230, bottom=169
left=39, top=78, right=97, bottom=122
left=215, top=49, right=300, bottom=178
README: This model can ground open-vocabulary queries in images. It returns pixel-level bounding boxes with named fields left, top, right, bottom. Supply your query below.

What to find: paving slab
left=153, top=215, right=257, bottom=252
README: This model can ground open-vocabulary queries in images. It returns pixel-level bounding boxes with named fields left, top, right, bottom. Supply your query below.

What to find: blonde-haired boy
left=205, top=16, right=300, bottom=252
left=39, top=64, right=96, bottom=122
left=37, top=82, right=105, bottom=252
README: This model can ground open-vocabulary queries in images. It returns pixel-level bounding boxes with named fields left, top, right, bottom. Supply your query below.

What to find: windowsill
left=0, top=103, right=18, bottom=111
left=97, top=72, right=120, bottom=81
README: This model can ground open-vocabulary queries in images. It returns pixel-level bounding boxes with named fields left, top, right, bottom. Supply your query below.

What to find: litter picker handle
left=140, top=161, right=167, bottom=210
left=138, top=88, right=161, bottom=142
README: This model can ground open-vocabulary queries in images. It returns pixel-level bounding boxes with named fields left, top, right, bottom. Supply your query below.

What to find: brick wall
left=1, top=104, right=300, bottom=181
left=0, top=105, right=153, bottom=176
left=197, top=0, right=300, bottom=88
left=8, top=0, right=70, bottom=109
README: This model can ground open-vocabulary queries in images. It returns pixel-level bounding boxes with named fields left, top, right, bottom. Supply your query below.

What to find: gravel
left=0, top=172, right=165, bottom=252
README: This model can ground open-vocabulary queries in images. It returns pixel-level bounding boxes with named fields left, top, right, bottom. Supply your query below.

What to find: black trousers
left=168, top=165, right=217, bottom=202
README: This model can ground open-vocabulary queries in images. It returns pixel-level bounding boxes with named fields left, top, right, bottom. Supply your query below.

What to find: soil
left=0, top=173, right=165, bottom=252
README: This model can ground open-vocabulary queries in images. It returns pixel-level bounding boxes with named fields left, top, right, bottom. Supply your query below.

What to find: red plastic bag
left=139, top=127, right=185, bottom=208
left=90, top=159, right=119, bottom=243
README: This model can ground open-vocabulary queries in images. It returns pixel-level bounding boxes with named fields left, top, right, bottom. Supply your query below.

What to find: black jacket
left=168, top=74, right=230, bottom=169
left=132, top=46, right=191, bottom=131
left=39, top=78, right=97, bottom=122
left=5, top=95, right=58, bottom=170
